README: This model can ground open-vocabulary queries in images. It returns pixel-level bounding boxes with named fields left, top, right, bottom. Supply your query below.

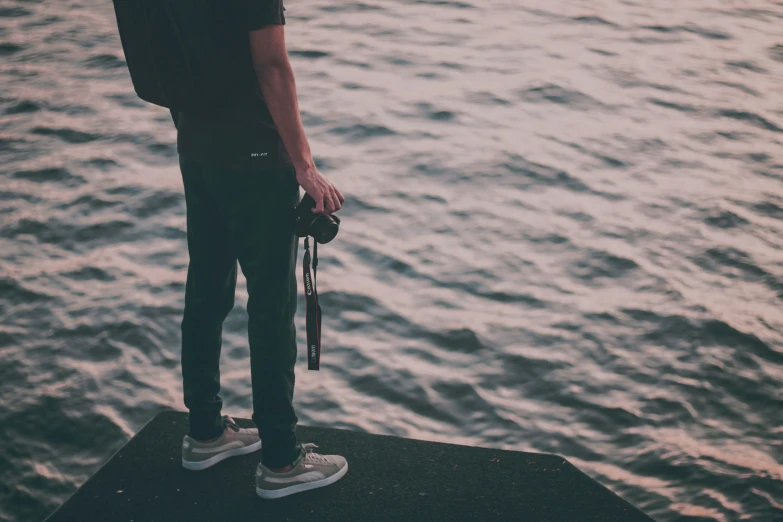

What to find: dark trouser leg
left=198, top=158, right=302, bottom=468
left=179, top=155, right=237, bottom=440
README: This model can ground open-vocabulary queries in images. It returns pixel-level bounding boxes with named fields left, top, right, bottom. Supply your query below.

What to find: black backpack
left=111, top=0, right=255, bottom=113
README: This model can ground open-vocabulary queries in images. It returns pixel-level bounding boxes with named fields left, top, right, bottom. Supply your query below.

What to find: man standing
left=174, top=1, right=348, bottom=498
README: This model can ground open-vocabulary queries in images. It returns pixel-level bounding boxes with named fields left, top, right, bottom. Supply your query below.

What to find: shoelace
left=302, top=443, right=330, bottom=465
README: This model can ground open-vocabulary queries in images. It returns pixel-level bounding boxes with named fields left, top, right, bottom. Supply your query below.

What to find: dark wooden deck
left=43, top=409, right=655, bottom=522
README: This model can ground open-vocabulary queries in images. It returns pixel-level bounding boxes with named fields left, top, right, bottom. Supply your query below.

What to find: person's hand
left=295, top=163, right=344, bottom=214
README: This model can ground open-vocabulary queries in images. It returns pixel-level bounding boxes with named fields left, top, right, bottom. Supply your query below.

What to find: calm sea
left=1, top=1, right=782, bottom=521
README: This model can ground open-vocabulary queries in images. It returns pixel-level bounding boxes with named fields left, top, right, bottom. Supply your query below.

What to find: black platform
left=43, top=409, right=655, bottom=522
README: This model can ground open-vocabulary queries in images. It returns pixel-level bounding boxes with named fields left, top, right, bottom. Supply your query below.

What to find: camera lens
left=293, top=194, right=340, bottom=242
left=312, top=215, right=339, bottom=244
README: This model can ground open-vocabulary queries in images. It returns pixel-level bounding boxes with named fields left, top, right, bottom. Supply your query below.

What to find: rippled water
left=2, top=0, right=783, bottom=521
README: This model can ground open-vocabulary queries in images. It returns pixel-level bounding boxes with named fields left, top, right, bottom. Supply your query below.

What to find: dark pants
left=178, top=153, right=302, bottom=468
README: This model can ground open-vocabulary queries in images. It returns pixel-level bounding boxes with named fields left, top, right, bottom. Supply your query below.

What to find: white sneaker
left=255, top=443, right=348, bottom=499
left=181, top=415, right=261, bottom=471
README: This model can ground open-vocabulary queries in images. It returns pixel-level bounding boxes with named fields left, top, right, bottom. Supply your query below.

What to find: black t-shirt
left=174, top=0, right=292, bottom=171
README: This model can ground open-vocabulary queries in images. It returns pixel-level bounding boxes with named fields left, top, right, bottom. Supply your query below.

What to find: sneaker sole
left=255, top=462, right=349, bottom=499
left=182, top=439, right=262, bottom=471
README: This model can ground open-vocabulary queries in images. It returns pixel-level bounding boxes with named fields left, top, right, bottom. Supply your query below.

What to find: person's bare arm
left=249, top=25, right=343, bottom=214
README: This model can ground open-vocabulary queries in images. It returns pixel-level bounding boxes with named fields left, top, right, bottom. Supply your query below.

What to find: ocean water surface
left=1, top=0, right=782, bottom=521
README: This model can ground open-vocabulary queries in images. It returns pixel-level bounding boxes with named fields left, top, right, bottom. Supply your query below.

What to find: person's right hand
left=295, top=163, right=345, bottom=214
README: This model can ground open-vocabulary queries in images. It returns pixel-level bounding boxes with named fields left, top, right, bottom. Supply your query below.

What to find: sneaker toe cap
left=326, top=455, right=347, bottom=468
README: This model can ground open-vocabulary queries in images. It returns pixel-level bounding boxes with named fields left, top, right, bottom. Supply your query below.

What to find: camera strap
left=303, top=236, right=321, bottom=370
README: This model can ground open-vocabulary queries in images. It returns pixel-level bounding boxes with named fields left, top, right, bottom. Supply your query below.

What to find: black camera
left=293, top=193, right=341, bottom=244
